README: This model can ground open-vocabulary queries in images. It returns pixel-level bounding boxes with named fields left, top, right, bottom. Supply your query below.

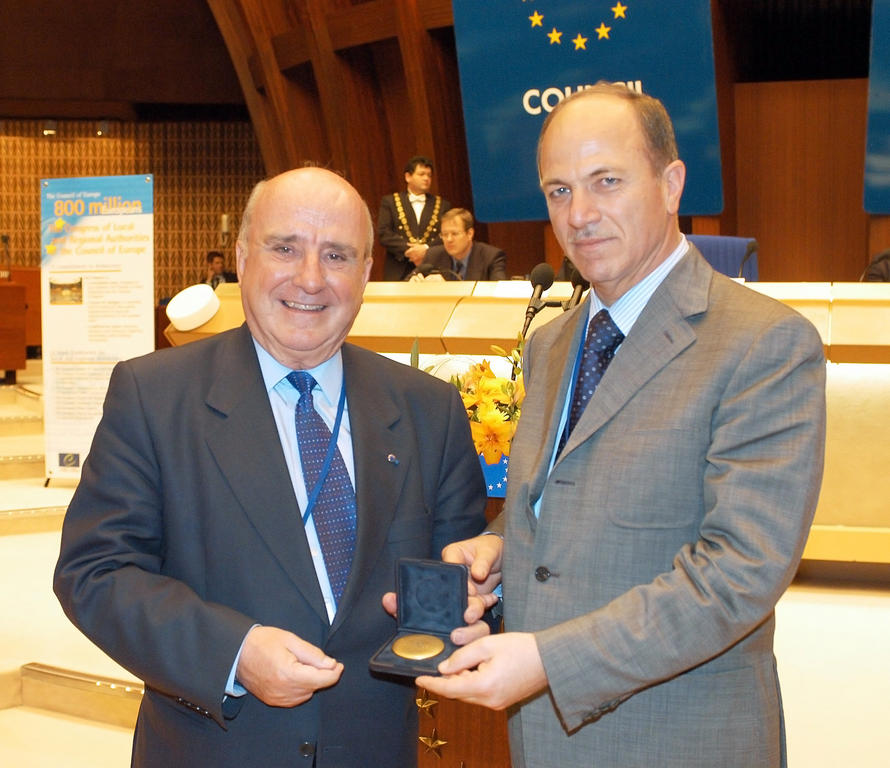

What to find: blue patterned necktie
left=558, top=309, right=625, bottom=454
left=287, top=371, right=356, bottom=604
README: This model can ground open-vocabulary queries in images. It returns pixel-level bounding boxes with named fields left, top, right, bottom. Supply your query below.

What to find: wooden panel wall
left=0, top=119, right=264, bottom=304
left=208, top=2, right=890, bottom=286
left=9, top=267, right=41, bottom=347
left=735, top=79, right=870, bottom=282
left=206, top=0, right=544, bottom=282
left=0, top=0, right=243, bottom=119
left=209, top=1, right=890, bottom=286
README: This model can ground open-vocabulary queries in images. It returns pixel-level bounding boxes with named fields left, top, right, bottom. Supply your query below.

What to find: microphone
left=407, top=263, right=461, bottom=281
left=413, top=263, right=434, bottom=277
left=562, top=269, right=589, bottom=311
left=521, top=262, right=555, bottom=338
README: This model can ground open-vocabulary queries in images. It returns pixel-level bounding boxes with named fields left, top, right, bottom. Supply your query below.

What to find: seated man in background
left=862, top=249, right=890, bottom=281
left=204, top=249, right=237, bottom=288
left=377, top=155, right=450, bottom=281
left=422, top=208, right=507, bottom=280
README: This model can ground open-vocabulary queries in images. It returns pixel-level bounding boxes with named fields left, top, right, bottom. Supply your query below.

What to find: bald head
left=235, top=166, right=375, bottom=369
left=238, top=167, right=374, bottom=261
left=538, top=82, right=679, bottom=180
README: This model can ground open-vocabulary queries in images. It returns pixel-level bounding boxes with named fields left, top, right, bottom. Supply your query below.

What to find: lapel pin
left=387, top=453, right=399, bottom=465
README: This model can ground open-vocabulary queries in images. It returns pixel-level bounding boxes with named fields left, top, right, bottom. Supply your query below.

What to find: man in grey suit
left=54, top=167, right=487, bottom=767
left=417, top=83, right=826, bottom=767
left=422, top=208, right=507, bottom=280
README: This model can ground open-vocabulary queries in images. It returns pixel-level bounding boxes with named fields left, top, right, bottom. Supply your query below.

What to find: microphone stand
left=520, top=264, right=555, bottom=341
left=736, top=239, right=759, bottom=280
left=561, top=269, right=589, bottom=311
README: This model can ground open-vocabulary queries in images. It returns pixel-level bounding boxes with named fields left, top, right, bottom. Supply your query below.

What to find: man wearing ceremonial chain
left=377, top=155, right=451, bottom=280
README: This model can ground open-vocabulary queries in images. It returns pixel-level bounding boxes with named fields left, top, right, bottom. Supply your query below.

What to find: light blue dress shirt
left=253, top=339, right=356, bottom=623
left=226, top=341, right=357, bottom=696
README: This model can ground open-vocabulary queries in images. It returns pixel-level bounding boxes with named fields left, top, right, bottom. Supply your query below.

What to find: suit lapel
left=204, top=325, right=329, bottom=623
left=524, top=307, right=587, bottom=514
left=394, top=192, right=419, bottom=236
left=557, top=249, right=711, bottom=460
left=464, top=243, right=480, bottom=281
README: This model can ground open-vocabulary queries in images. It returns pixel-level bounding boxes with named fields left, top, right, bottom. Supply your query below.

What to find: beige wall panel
left=816, top=363, right=890, bottom=529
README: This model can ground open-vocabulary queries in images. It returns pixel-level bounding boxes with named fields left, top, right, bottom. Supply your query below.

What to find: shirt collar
left=252, top=337, right=344, bottom=408
left=589, top=235, right=689, bottom=335
left=453, top=242, right=472, bottom=262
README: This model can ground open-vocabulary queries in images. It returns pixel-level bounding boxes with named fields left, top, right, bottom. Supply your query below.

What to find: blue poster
left=865, top=0, right=890, bottom=212
left=453, top=0, right=723, bottom=221
left=40, top=174, right=155, bottom=480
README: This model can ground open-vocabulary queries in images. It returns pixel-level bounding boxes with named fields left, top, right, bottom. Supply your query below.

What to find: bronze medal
left=392, top=633, right=445, bottom=660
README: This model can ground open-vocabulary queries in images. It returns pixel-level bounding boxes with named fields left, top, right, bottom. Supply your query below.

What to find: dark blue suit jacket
left=54, top=324, right=487, bottom=767
left=423, top=241, right=507, bottom=281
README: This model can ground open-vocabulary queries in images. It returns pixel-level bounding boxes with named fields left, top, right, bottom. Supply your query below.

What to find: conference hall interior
left=0, top=1, right=887, bottom=765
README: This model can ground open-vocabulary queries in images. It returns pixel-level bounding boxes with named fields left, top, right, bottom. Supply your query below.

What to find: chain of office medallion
left=393, top=193, right=442, bottom=244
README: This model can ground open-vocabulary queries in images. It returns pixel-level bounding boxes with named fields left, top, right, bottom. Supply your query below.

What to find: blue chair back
left=687, top=235, right=759, bottom=281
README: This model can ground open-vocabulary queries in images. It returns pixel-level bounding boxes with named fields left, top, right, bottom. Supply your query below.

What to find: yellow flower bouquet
left=451, top=339, right=524, bottom=497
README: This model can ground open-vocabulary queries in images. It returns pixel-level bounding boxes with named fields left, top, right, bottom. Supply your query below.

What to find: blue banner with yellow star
left=865, top=0, right=890, bottom=212
left=452, top=0, right=723, bottom=221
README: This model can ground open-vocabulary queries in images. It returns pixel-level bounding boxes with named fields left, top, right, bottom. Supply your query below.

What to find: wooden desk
left=9, top=267, right=41, bottom=348
left=0, top=282, right=27, bottom=378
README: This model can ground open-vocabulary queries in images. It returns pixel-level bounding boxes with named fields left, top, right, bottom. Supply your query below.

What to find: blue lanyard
left=300, top=379, right=347, bottom=527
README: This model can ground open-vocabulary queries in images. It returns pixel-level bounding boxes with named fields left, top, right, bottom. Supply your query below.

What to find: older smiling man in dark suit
left=54, top=166, right=487, bottom=767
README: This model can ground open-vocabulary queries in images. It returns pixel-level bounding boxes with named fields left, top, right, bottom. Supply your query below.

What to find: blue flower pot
left=479, top=454, right=509, bottom=498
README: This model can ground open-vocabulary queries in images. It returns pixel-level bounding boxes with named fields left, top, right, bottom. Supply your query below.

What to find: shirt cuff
left=225, top=624, right=260, bottom=698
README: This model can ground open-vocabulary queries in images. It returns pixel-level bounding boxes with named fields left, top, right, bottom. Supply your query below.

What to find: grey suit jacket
left=423, top=241, right=507, bottom=281
left=54, top=324, right=487, bottom=767
left=495, top=248, right=826, bottom=767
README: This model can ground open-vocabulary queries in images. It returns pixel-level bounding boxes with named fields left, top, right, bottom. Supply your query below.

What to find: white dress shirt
left=408, top=192, right=426, bottom=222
left=254, top=339, right=356, bottom=623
